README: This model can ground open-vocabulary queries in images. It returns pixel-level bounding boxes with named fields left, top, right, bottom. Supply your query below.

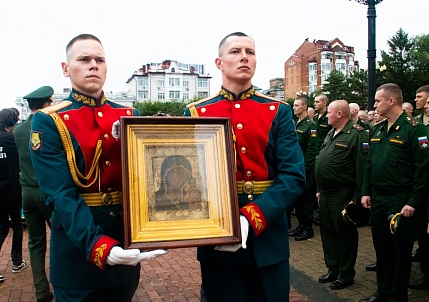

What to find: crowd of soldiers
left=289, top=84, right=429, bottom=302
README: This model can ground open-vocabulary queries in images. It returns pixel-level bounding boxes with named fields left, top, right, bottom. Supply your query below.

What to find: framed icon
left=121, top=116, right=240, bottom=250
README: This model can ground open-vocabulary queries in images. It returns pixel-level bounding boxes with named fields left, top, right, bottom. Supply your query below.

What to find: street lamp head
left=352, top=0, right=383, bottom=4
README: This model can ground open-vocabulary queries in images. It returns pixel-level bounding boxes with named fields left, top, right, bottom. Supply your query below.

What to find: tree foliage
left=133, top=97, right=200, bottom=116
left=319, top=28, right=429, bottom=108
left=322, top=70, right=348, bottom=102
left=409, top=33, right=429, bottom=87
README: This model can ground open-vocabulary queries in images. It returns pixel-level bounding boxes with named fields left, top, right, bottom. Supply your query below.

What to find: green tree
left=133, top=98, right=198, bottom=116
left=346, top=69, right=368, bottom=109
left=322, top=70, right=348, bottom=102
left=409, top=33, right=429, bottom=87
left=378, top=28, right=417, bottom=101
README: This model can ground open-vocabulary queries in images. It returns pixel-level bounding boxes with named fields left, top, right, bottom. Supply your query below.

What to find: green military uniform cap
left=388, top=212, right=426, bottom=242
left=23, top=86, right=54, bottom=103
left=341, top=201, right=370, bottom=228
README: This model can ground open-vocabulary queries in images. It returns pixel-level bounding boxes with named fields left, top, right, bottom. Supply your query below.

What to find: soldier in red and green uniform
left=30, top=34, right=165, bottom=302
left=185, top=32, right=305, bottom=302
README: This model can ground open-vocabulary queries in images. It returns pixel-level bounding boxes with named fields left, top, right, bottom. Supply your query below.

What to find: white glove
left=111, top=120, right=120, bottom=140
left=214, top=215, right=249, bottom=252
left=106, top=246, right=167, bottom=266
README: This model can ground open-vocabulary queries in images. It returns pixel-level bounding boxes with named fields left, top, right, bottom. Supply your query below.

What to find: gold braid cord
left=49, top=112, right=102, bottom=188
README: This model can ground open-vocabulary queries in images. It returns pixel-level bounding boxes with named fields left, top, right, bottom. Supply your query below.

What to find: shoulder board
left=255, top=92, right=288, bottom=105
left=406, top=117, right=420, bottom=126
left=186, top=94, right=219, bottom=108
left=353, top=124, right=364, bottom=131
left=39, top=101, right=72, bottom=114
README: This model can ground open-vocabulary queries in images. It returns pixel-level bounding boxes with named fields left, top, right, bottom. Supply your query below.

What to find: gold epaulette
left=406, top=117, right=420, bottom=126
left=353, top=124, right=364, bottom=131
left=39, top=101, right=72, bottom=114
left=186, top=94, right=219, bottom=108
left=255, top=92, right=288, bottom=105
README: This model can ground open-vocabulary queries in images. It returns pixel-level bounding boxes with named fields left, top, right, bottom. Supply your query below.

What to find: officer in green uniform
left=313, top=94, right=332, bottom=150
left=288, top=97, right=318, bottom=241
left=360, top=83, right=429, bottom=302
left=14, top=86, right=54, bottom=302
left=315, top=100, right=369, bottom=290
left=408, top=84, right=429, bottom=290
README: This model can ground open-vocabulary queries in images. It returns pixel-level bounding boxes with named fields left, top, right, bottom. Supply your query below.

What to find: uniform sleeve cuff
left=90, top=236, right=119, bottom=270
left=240, top=203, right=267, bottom=236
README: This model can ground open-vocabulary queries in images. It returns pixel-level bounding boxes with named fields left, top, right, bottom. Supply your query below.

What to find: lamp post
left=352, top=0, right=383, bottom=110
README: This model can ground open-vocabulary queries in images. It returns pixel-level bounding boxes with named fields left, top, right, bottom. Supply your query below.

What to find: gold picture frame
left=121, top=116, right=240, bottom=250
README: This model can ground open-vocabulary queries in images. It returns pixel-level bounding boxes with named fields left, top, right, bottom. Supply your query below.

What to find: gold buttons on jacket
left=246, top=171, right=252, bottom=177
left=237, top=123, right=243, bottom=129
left=127, top=110, right=131, bottom=116
left=270, top=105, right=275, bottom=111
left=248, top=195, right=253, bottom=200
left=104, top=134, right=109, bottom=140
left=64, top=114, right=70, bottom=120
left=201, top=108, right=206, bottom=113
left=241, top=147, right=246, bottom=153
left=235, top=104, right=241, bottom=109
left=98, top=112, right=103, bottom=117
left=105, top=161, right=111, bottom=166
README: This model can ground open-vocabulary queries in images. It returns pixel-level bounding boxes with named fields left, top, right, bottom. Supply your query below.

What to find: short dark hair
left=295, top=97, right=308, bottom=108
left=377, top=83, right=403, bottom=103
left=27, top=100, right=52, bottom=111
left=0, top=108, right=18, bottom=129
left=66, top=34, right=102, bottom=54
left=416, top=85, right=429, bottom=94
left=218, top=32, right=250, bottom=56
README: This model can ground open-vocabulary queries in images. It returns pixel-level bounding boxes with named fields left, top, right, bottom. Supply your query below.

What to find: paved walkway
left=1, top=217, right=429, bottom=301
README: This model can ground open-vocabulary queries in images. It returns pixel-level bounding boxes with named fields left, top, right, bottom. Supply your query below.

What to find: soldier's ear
left=61, top=61, right=70, bottom=77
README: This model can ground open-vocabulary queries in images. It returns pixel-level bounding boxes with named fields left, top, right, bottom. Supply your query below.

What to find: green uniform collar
left=219, top=86, right=255, bottom=101
left=70, top=89, right=106, bottom=107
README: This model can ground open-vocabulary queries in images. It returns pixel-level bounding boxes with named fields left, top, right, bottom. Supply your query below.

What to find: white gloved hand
left=214, top=215, right=249, bottom=252
left=106, top=246, right=167, bottom=266
left=111, top=120, right=120, bottom=140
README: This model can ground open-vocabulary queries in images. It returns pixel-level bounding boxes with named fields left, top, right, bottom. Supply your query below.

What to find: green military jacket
left=362, top=112, right=429, bottom=210
left=295, top=115, right=318, bottom=171
left=415, top=113, right=429, bottom=133
left=314, top=111, right=332, bottom=150
left=14, top=114, right=39, bottom=187
left=315, top=119, right=369, bottom=203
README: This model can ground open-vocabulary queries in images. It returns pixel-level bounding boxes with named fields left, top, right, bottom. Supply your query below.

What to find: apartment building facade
left=127, top=60, right=212, bottom=102
left=284, top=38, right=358, bottom=99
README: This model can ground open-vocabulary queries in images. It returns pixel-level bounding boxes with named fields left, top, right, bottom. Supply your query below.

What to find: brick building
left=284, top=38, right=359, bottom=99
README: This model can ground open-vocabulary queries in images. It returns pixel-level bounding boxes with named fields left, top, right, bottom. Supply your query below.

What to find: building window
left=169, top=78, right=180, bottom=87
left=308, top=64, right=317, bottom=72
left=309, top=74, right=317, bottom=83
left=198, top=92, right=208, bottom=99
left=169, top=91, right=180, bottom=99
left=158, top=80, right=164, bottom=87
left=336, top=63, right=346, bottom=71
left=183, top=93, right=189, bottom=100
left=138, top=77, right=148, bottom=86
left=198, top=79, right=208, bottom=88
left=183, top=81, right=189, bottom=88
left=321, top=63, right=332, bottom=72
left=138, top=91, right=148, bottom=100
left=158, top=93, right=165, bottom=100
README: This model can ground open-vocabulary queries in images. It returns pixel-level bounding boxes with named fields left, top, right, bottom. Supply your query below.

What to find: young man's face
left=293, top=100, right=306, bottom=116
left=415, top=91, right=429, bottom=110
left=314, top=97, right=326, bottom=111
left=62, top=39, right=107, bottom=98
left=374, top=89, right=391, bottom=117
left=216, top=35, right=256, bottom=86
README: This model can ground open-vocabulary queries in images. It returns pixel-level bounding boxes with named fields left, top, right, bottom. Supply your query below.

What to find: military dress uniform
left=14, top=86, right=54, bottom=302
left=315, top=120, right=368, bottom=285
left=184, top=86, right=306, bottom=301
left=30, top=89, right=140, bottom=301
left=362, top=112, right=429, bottom=301
left=313, top=111, right=332, bottom=151
left=289, top=115, right=318, bottom=240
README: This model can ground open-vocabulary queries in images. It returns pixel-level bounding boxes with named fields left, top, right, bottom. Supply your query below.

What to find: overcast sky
left=1, top=0, right=427, bottom=109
